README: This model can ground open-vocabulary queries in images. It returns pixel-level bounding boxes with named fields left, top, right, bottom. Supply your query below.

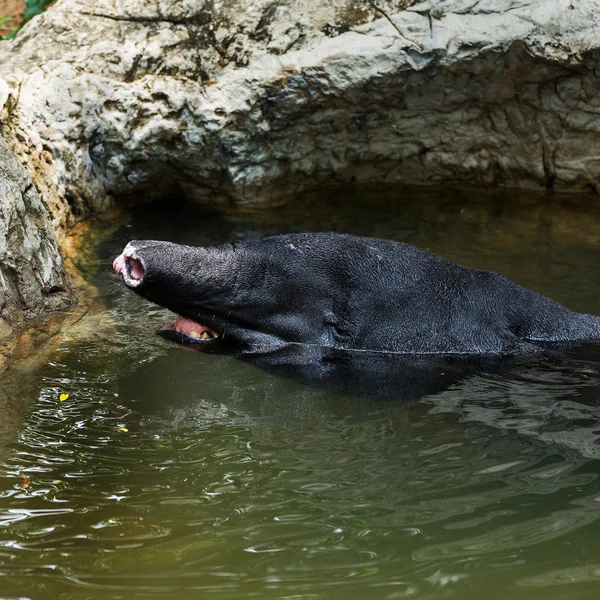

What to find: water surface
left=1, top=186, right=600, bottom=599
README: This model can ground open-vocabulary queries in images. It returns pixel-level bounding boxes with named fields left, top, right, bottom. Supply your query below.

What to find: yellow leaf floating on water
left=20, top=472, right=31, bottom=490
left=59, top=393, right=69, bottom=402
left=119, top=427, right=128, bottom=433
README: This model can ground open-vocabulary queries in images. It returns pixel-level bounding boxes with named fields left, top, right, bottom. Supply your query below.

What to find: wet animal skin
left=114, top=232, right=600, bottom=355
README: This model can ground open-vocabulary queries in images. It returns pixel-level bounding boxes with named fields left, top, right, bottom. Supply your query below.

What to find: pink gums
left=174, top=315, right=217, bottom=336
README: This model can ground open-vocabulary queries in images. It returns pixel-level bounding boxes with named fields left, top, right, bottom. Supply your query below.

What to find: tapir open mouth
left=160, top=315, right=221, bottom=344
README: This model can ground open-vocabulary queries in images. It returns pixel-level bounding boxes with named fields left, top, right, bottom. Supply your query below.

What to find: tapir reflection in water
left=113, top=233, right=600, bottom=399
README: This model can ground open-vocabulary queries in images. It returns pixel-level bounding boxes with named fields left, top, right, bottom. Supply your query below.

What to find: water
left=1, top=186, right=600, bottom=599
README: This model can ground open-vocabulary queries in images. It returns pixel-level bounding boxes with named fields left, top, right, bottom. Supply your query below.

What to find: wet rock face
left=0, top=138, right=71, bottom=343
left=0, top=0, right=599, bottom=225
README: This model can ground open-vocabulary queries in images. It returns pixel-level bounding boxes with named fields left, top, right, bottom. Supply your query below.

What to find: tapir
left=113, top=233, right=600, bottom=356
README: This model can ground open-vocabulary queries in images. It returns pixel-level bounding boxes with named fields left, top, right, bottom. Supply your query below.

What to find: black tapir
left=113, top=233, right=600, bottom=356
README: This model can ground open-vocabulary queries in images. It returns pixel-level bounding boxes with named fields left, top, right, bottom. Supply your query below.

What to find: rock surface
left=0, top=137, right=71, bottom=348
left=1, top=0, right=599, bottom=227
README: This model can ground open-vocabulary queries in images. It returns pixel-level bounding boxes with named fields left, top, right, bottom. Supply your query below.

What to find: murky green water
left=2, top=186, right=600, bottom=599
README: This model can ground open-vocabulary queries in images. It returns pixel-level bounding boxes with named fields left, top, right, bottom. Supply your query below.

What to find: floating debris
left=20, top=472, right=31, bottom=490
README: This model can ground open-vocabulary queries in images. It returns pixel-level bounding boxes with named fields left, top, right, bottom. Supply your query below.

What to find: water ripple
left=2, top=193, right=600, bottom=599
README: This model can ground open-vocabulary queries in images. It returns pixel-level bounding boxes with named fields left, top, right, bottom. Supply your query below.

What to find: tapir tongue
left=175, top=315, right=215, bottom=336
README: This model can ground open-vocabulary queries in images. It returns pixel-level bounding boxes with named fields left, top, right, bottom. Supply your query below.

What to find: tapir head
left=113, top=235, right=352, bottom=349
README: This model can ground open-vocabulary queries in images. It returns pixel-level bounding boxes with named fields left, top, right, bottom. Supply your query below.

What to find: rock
left=0, top=137, right=71, bottom=350
left=0, top=0, right=599, bottom=229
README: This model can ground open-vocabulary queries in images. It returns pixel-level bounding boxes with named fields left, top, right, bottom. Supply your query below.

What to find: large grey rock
left=0, top=0, right=411, bottom=229
left=0, top=137, right=71, bottom=347
left=0, top=0, right=598, bottom=232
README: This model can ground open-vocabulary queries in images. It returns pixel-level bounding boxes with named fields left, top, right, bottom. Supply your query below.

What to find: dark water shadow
left=118, top=340, right=600, bottom=455
left=222, top=343, right=518, bottom=401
